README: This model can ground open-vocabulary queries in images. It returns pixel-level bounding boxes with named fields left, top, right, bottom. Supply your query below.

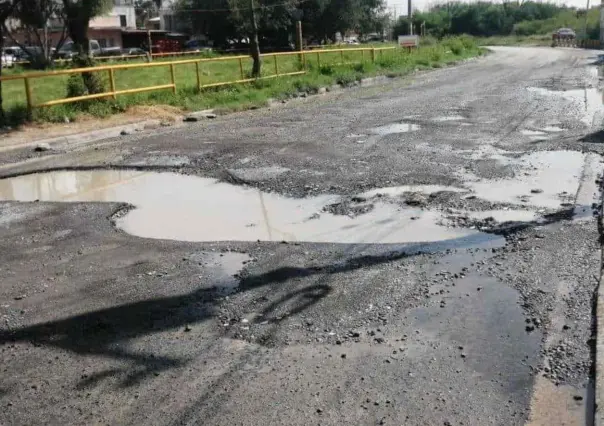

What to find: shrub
left=66, top=74, right=88, bottom=98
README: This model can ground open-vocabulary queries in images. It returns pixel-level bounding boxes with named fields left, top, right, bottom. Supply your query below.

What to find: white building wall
left=112, top=5, right=136, bottom=29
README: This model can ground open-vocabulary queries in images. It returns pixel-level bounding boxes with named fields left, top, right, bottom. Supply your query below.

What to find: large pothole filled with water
left=0, top=148, right=592, bottom=245
left=0, top=169, right=503, bottom=246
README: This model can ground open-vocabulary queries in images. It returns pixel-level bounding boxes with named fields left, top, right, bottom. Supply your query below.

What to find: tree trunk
left=67, top=13, right=103, bottom=95
left=0, top=23, right=5, bottom=125
left=249, top=0, right=261, bottom=78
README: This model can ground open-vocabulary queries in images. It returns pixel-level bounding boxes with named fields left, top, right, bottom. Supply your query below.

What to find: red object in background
left=153, top=39, right=182, bottom=53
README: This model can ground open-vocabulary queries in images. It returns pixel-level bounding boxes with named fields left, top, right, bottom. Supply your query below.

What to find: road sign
left=398, top=35, right=419, bottom=48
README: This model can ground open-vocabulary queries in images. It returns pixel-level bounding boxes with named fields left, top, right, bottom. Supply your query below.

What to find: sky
left=385, top=0, right=595, bottom=15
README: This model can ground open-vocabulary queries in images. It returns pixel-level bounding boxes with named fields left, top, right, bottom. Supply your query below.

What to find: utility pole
left=295, top=20, right=303, bottom=65
left=601, top=0, right=604, bottom=44
left=408, top=0, right=412, bottom=34
left=583, top=0, right=591, bottom=40
left=249, top=0, right=261, bottom=77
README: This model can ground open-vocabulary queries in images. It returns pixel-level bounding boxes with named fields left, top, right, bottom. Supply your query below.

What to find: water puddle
left=359, top=185, right=466, bottom=198
left=188, top=251, right=250, bottom=295
left=432, top=115, right=466, bottom=122
left=369, top=122, right=420, bottom=135
left=527, top=86, right=604, bottom=126
left=542, top=126, right=565, bottom=132
left=521, top=129, right=547, bottom=136
left=0, top=170, right=497, bottom=245
left=467, top=151, right=586, bottom=209
left=467, top=209, right=539, bottom=223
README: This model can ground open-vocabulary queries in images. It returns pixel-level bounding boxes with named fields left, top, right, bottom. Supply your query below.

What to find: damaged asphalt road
left=0, top=46, right=603, bottom=425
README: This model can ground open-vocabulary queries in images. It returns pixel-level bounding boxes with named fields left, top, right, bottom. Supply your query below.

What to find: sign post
left=398, top=35, right=419, bottom=50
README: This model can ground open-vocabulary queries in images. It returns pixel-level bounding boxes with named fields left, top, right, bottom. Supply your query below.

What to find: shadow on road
left=579, top=129, right=604, bottom=143
left=0, top=210, right=576, bottom=389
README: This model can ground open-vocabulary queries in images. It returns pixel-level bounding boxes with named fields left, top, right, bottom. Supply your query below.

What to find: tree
left=0, top=0, right=19, bottom=124
left=135, top=0, right=161, bottom=28
left=61, top=0, right=112, bottom=93
left=5, top=0, right=67, bottom=69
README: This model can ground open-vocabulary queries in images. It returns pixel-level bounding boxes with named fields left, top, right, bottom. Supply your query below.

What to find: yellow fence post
left=239, top=57, right=245, bottom=79
left=108, top=69, right=117, bottom=100
left=23, top=77, right=34, bottom=112
left=195, top=61, right=201, bottom=91
left=340, top=50, right=344, bottom=64
left=169, top=63, right=176, bottom=94
left=23, top=77, right=33, bottom=112
left=0, top=47, right=395, bottom=111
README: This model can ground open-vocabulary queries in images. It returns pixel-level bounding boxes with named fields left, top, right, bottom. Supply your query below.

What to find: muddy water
left=467, top=151, right=586, bottom=209
left=0, top=170, right=498, bottom=245
left=370, top=122, right=420, bottom=135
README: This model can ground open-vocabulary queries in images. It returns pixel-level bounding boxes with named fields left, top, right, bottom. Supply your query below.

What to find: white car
left=1, top=52, right=15, bottom=68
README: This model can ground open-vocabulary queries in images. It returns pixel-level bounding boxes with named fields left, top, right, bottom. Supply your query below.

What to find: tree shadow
left=579, top=130, right=604, bottom=144
left=0, top=210, right=577, bottom=389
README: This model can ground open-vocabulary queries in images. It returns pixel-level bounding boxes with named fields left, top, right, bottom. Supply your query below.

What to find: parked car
left=183, top=39, right=212, bottom=53
left=3, top=46, right=24, bottom=61
left=56, top=40, right=102, bottom=59
left=554, top=28, right=576, bottom=39
left=121, top=47, right=148, bottom=57
left=1, top=50, right=15, bottom=68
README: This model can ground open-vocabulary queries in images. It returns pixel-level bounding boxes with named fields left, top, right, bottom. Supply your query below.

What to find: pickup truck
left=56, top=40, right=121, bottom=59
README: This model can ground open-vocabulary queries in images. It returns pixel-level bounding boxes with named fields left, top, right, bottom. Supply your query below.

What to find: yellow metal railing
left=14, top=49, right=213, bottom=65
left=1, top=47, right=395, bottom=110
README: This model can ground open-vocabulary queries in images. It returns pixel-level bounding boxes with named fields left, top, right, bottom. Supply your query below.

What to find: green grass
left=1, top=37, right=484, bottom=126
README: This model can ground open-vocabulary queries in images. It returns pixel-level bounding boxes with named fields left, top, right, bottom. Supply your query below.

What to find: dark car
left=183, top=39, right=212, bottom=53
left=555, top=28, right=576, bottom=38
left=122, top=47, right=148, bottom=57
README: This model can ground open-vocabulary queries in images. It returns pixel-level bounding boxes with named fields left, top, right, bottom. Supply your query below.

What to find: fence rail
left=2, top=47, right=395, bottom=111
left=13, top=49, right=215, bottom=66
left=552, top=38, right=601, bottom=48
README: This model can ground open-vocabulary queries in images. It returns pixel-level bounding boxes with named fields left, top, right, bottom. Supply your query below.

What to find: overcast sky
left=385, top=0, right=594, bottom=15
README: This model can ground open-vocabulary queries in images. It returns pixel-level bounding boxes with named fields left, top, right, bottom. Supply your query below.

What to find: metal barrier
left=1, top=47, right=395, bottom=110
left=13, top=50, right=208, bottom=66
left=578, top=39, right=601, bottom=49
left=552, top=38, right=601, bottom=49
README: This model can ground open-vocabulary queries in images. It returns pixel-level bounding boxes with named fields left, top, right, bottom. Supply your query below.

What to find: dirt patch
left=0, top=104, right=184, bottom=150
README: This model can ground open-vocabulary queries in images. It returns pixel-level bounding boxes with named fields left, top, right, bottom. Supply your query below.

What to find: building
left=9, top=0, right=136, bottom=48
left=159, top=0, right=195, bottom=33
left=159, top=0, right=179, bottom=32
left=89, top=0, right=136, bottom=48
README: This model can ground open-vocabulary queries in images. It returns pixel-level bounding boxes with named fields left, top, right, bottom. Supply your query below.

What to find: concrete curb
left=596, top=179, right=604, bottom=426
left=0, top=119, right=162, bottom=154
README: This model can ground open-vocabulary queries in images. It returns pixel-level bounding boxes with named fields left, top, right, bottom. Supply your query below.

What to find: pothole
left=432, top=115, right=466, bottom=122
left=521, top=130, right=547, bottom=136
left=369, top=122, right=420, bottom=135
left=466, top=151, right=586, bottom=209
left=0, top=169, right=499, bottom=246
left=527, top=87, right=604, bottom=126
left=542, top=126, right=565, bottom=132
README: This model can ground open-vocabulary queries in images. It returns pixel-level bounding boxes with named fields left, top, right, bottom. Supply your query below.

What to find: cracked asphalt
left=0, top=46, right=603, bottom=425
